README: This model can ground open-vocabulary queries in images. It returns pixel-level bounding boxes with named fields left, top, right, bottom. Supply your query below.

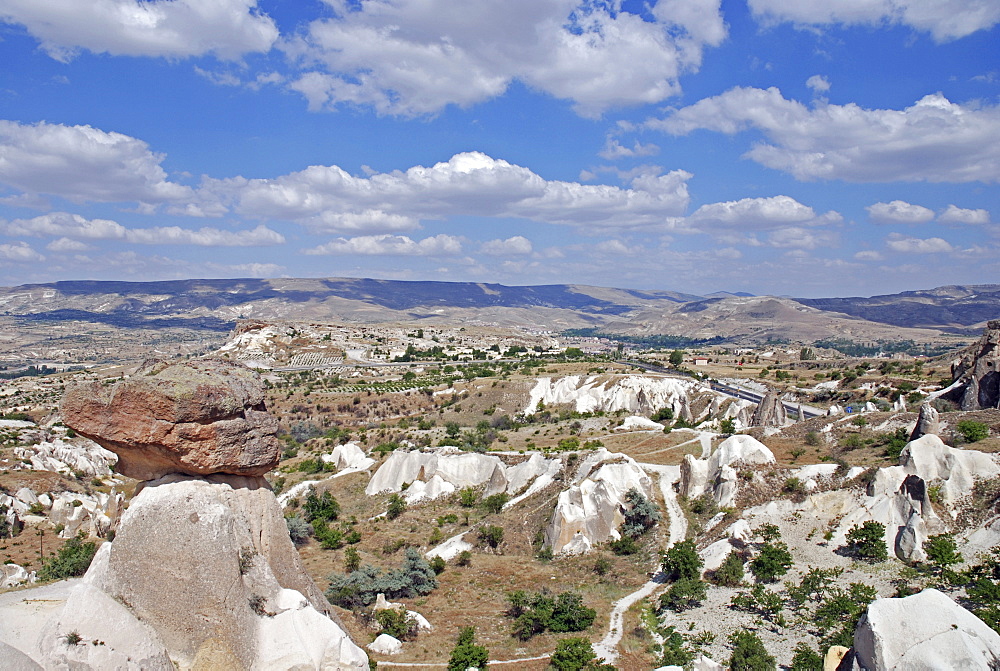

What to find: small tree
left=550, top=637, right=614, bottom=670
left=375, top=606, right=416, bottom=640
left=658, top=577, right=707, bottom=612
left=957, top=420, right=989, bottom=443
left=712, top=551, right=745, bottom=587
left=750, top=542, right=793, bottom=583
left=386, top=493, right=406, bottom=520
left=303, top=488, right=340, bottom=523
left=669, top=350, right=684, bottom=367
left=479, top=525, right=504, bottom=550
left=727, top=630, right=775, bottom=670
left=789, top=642, right=823, bottom=671
left=285, top=515, right=313, bottom=545
left=845, top=521, right=888, bottom=563
left=37, top=535, right=97, bottom=581
left=662, top=539, right=702, bottom=581
left=923, top=533, right=963, bottom=580
left=481, top=493, right=509, bottom=514
left=448, top=626, right=489, bottom=671
left=620, top=488, right=660, bottom=538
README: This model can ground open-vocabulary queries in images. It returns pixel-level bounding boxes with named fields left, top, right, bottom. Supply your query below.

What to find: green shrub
left=38, top=536, right=97, bottom=581
left=429, top=555, right=447, bottom=574
left=749, top=542, right=793, bottom=583
left=375, top=606, right=416, bottom=640
left=481, top=493, right=509, bottom=514
left=845, top=521, right=888, bottom=562
left=662, top=539, right=702, bottom=581
left=386, top=493, right=406, bottom=520
left=302, top=488, right=340, bottom=523
left=508, top=590, right=596, bottom=641
left=458, top=487, right=479, bottom=507
left=711, top=552, right=745, bottom=587
left=608, top=536, right=640, bottom=555
left=658, top=577, right=707, bottom=612
left=957, top=420, right=989, bottom=443
left=814, top=582, right=878, bottom=648
left=448, top=627, right=489, bottom=671
left=727, top=630, right=775, bottom=670
left=731, top=584, right=784, bottom=622
left=549, top=637, right=614, bottom=670
left=620, top=488, right=661, bottom=539
left=660, top=626, right=695, bottom=667
left=479, top=525, right=504, bottom=550
left=325, top=548, right=437, bottom=608
left=285, top=516, right=312, bottom=545
left=789, top=643, right=823, bottom=671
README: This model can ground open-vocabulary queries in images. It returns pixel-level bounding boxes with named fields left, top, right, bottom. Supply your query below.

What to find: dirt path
left=592, top=463, right=685, bottom=664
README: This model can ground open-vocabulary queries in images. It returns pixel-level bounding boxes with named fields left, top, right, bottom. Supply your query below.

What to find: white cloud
left=594, top=239, right=641, bottom=255
left=687, top=195, right=839, bottom=230
left=0, top=241, right=44, bottom=262
left=46, top=237, right=91, bottom=252
left=284, top=0, right=726, bottom=117
left=747, top=0, right=1000, bottom=42
left=767, top=226, right=836, bottom=249
left=938, top=204, right=991, bottom=225
left=598, top=139, right=661, bottom=160
left=0, top=0, right=278, bottom=61
left=854, top=250, right=884, bottom=261
left=480, top=236, right=533, bottom=256
left=3, top=212, right=284, bottom=246
left=0, top=121, right=192, bottom=204
left=866, top=200, right=935, bottom=224
left=649, top=88, right=1000, bottom=182
left=214, top=262, right=285, bottom=277
left=304, top=234, right=463, bottom=256
left=806, top=75, right=830, bottom=94
left=216, top=151, right=691, bottom=232
left=886, top=233, right=954, bottom=253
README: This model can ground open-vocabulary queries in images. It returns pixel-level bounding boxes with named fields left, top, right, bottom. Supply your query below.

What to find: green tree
left=386, top=493, right=406, bottom=520
left=658, top=577, right=707, bottom=612
left=37, top=536, right=97, bottom=581
left=479, top=525, right=504, bottom=550
left=957, top=420, right=989, bottom=443
left=448, top=626, right=489, bottom=671
left=481, top=493, right=509, bottom=514
left=620, top=488, right=661, bottom=538
left=845, top=521, right=888, bottom=562
left=662, top=539, right=703, bottom=581
left=728, top=630, right=775, bottom=670
left=814, top=582, right=878, bottom=648
left=303, top=487, right=340, bottom=522
left=789, top=643, right=823, bottom=671
left=750, top=542, right=793, bottom=583
left=550, top=637, right=614, bottom=670
left=712, top=552, right=745, bottom=587
left=669, top=350, right=684, bottom=367
left=375, top=607, right=415, bottom=640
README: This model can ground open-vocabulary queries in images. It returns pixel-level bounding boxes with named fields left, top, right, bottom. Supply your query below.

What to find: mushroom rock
left=749, top=389, right=786, bottom=427
left=952, top=320, right=1000, bottom=410
left=61, top=359, right=281, bottom=481
left=909, top=402, right=940, bottom=441
left=851, top=589, right=1000, bottom=670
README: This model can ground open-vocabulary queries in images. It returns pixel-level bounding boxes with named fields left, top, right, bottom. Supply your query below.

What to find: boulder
left=909, top=403, right=940, bottom=440
left=61, top=359, right=280, bottom=480
left=680, top=435, right=775, bottom=507
left=823, top=646, right=849, bottom=671
left=323, top=442, right=375, bottom=473
left=367, top=634, right=402, bottom=655
left=1, top=564, right=35, bottom=589
left=852, top=589, right=1000, bottom=669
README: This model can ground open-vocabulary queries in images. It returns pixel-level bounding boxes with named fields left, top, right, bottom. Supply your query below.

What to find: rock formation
left=951, top=319, right=1000, bottom=410
left=525, top=374, right=699, bottom=417
left=749, top=389, right=787, bottom=427
left=680, top=435, right=775, bottom=507
left=1, top=359, right=368, bottom=670
left=851, top=589, right=1000, bottom=669
left=909, top=402, right=940, bottom=440
left=543, top=449, right=654, bottom=554
left=62, top=358, right=281, bottom=481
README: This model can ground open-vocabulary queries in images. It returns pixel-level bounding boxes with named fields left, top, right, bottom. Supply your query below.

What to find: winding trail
left=592, top=463, right=686, bottom=664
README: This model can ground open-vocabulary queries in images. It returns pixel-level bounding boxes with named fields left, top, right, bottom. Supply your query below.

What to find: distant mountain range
left=0, top=278, right=997, bottom=347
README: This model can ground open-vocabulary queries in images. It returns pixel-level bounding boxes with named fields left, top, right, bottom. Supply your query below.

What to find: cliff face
left=952, top=319, right=1000, bottom=410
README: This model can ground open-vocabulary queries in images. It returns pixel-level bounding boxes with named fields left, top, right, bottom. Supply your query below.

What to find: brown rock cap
left=61, top=358, right=280, bottom=481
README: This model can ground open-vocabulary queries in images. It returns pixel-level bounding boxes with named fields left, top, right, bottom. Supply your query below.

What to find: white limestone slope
left=525, top=374, right=699, bottom=416
left=680, top=434, right=775, bottom=508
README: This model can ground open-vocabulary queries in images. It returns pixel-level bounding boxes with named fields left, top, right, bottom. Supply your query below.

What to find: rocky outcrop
left=852, top=589, right=1000, bottom=669
left=525, top=374, right=700, bottom=417
left=749, top=389, right=786, bottom=427
left=366, top=448, right=559, bottom=505
left=0, top=564, right=35, bottom=589
left=951, top=319, right=1000, bottom=410
left=543, top=449, right=654, bottom=554
left=13, top=437, right=116, bottom=478
left=62, top=359, right=281, bottom=481
left=909, top=402, right=939, bottom=440
left=680, top=435, right=775, bottom=507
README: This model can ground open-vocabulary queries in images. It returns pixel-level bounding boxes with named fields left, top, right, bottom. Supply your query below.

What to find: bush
left=620, top=488, right=661, bottom=539
left=448, top=627, right=489, bottom=671
left=325, top=548, right=438, bottom=608
left=658, top=578, right=707, bottom=612
left=303, top=488, right=340, bottom=523
left=550, top=637, right=614, bottom=670
left=429, top=555, right=447, bottom=574
left=508, top=590, right=596, bottom=641
left=458, top=487, right=479, bottom=507
left=662, top=539, right=702, bottom=581
left=386, top=493, right=406, bottom=520
left=285, top=516, right=312, bottom=545
left=593, top=556, right=613, bottom=576
left=481, top=493, right=509, bottom=514
left=608, top=535, right=640, bottom=556
left=660, top=626, right=695, bottom=667
left=731, top=584, right=784, bottom=622
left=456, top=550, right=472, bottom=566
left=957, top=420, right=989, bottom=443
left=727, top=630, right=775, bottom=670
left=814, top=582, right=878, bottom=648
left=38, top=536, right=98, bottom=581
left=789, top=643, right=823, bottom=671
left=375, top=607, right=416, bottom=640
left=844, top=521, right=888, bottom=562
left=479, top=525, right=504, bottom=550
left=749, top=542, right=793, bottom=583
left=711, top=552, right=745, bottom=587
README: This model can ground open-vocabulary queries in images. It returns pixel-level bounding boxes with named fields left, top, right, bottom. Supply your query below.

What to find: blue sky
left=0, top=0, right=997, bottom=297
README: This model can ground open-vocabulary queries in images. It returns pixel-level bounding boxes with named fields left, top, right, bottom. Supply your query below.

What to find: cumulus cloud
left=686, top=195, right=840, bottom=230
left=3, top=212, right=284, bottom=246
left=480, top=236, right=533, bottom=256
left=938, top=204, right=991, bottom=225
left=303, top=234, right=463, bottom=256
left=284, top=0, right=727, bottom=117
left=0, top=0, right=278, bottom=61
left=213, top=151, right=691, bottom=232
left=747, top=0, right=1000, bottom=42
left=886, top=233, right=954, bottom=253
left=767, top=226, right=836, bottom=249
left=0, top=241, right=44, bottom=262
left=598, top=139, right=661, bottom=160
left=649, top=88, right=1000, bottom=182
left=806, top=74, right=830, bottom=94
left=866, top=200, right=935, bottom=224
left=46, top=237, right=91, bottom=252
left=0, top=121, right=192, bottom=204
